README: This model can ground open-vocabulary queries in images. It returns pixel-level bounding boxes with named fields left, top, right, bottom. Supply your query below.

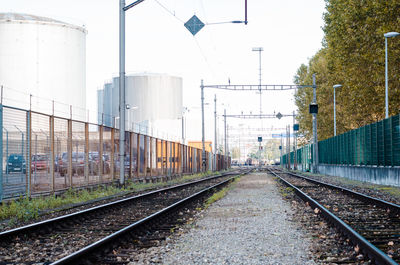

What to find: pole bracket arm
left=123, top=0, right=145, bottom=11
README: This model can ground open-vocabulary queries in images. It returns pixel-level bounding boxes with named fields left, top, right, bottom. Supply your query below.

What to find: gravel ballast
left=160, top=172, right=316, bottom=264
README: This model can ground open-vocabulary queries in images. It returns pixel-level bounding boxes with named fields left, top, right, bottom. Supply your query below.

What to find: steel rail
left=52, top=171, right=248, bottom=264
left=281, top=169, right=400, bottom=214
left=0, top=170, right=244, bottom=240
left=268, top=168, right=397, bottom=265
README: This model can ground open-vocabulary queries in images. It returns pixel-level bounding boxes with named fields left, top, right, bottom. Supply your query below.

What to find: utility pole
left=287, top=125, right=290, bottom=169
left=119, top=0, right=126, bottom=186
left=293, top=110, right=297, bottom=170
left=118, top=0, right=146, bottom=186
left=252, top=47, right=263, bottom=119
left=312, top=74, right=318, bottom=173
left=280, top=133, right=283, bottom=167
left=224, top=109, right=227, bottom=156
left=214, top=94, right=217, bottom=171
left=201, top=80, right=206, bottom=171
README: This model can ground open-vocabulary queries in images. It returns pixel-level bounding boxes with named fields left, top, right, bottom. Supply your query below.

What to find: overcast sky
left=3, top=0, right=325, bottom=145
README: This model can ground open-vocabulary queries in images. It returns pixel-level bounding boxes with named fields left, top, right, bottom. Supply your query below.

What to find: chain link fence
left=0, top=104, right=230, bottom=201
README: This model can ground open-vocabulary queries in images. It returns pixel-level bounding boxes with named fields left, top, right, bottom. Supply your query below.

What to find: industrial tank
left=99, top=74, right=183, bottom=138
left=0, top=13, right=87, bottom=116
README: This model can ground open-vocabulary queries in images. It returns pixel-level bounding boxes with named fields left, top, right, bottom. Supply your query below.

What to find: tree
left=231, top=147, right=240, bottom=159
left=294, top=1, right=400, bottom=141
left=263, top=139, right=281, bottom=161
left=294, top=49, right=334, bottom=140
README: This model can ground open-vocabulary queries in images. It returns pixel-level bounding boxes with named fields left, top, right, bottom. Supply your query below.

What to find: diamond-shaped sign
left=276, top=112, right=283, bottom=119
left=184, top=15, right=205, bottom=36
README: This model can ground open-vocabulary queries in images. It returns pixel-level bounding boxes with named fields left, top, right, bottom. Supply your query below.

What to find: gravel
left=290, top=169, right=400, bottom=205
left=159, top=172, right=316, bottom=265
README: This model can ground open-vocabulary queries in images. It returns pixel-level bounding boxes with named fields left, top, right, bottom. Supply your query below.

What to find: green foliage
left=246, top=139, right=281, bottom=161
left=204, top=177, right=239, bottom=208
left=263, top=139, right=281, bottom=161
left=294, top=1, right=400, bottom=140
left=231, top=147, right=240, bottom=159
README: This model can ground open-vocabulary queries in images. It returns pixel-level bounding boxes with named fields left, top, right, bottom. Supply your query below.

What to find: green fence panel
left=365, top=125, right=370, bottom=165
left=393, top=115, right=400, bottom=166
left=384, top=118, right=392, bottom=166
left=377, top=121, right=384, bottom=165
left=285, top=114, right=400, bottom=170
left=346, top=131, right=349, bottom=164
left=371, top=123, right=377, bottom=165
left=340, top=133, right=344, bottom=164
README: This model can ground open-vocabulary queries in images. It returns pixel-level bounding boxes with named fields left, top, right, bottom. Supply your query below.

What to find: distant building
left=188, top=141, right=213, bottom=153
left=0, top=13, right=87, bottom=116
left=97, top=73, right=183, bottom=139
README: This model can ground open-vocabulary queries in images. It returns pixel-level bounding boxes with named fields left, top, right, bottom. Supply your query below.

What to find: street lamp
left=181, top=107, right=188, bottom=145
left=384, top=31, right=400, bottom=118
left=126, top=104, right=138, bottom=132
left=333, top=84, right=342, bottom=136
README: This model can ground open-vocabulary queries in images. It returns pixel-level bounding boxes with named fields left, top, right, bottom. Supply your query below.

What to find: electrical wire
left=152, top=0, right=185, bottom=23
left=194, top=37, right=217, bottom=80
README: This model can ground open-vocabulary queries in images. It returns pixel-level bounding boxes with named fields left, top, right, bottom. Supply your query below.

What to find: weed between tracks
left=279, top=186, right=294, bottom=198
left=0, top=170, right=229, bottom=224
left=203, top=177, right=240, bottom=209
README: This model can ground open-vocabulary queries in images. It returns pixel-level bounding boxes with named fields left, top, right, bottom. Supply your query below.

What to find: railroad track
left=0, top=169, right=249, bottom=264
left=268, top=167, right=400, bottom=265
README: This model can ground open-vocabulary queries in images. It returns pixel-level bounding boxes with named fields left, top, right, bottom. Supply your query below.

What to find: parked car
left=58, top=152, right=85, bottom=176
left=31, top=154, right=49, bottom=172
left=6, top=154, right=26, bottom=174
left=114, top=155, right=131, bottom=174
left=88, top=152, right=111, bottom=175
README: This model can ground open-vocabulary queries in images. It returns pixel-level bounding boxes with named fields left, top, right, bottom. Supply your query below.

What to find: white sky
left=3, top=0, right=325, bottom=147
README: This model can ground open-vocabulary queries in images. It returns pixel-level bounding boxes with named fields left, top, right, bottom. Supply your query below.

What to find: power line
left=153, top=0, right=185, bottom=23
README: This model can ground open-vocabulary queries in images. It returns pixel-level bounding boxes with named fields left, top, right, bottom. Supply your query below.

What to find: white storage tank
left=0, top=13, right=86, bottom=117
left=99, top=73, right=183, bottom=138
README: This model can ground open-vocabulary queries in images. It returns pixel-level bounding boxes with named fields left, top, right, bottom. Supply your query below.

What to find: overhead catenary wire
left=153, top=0, right=185, bottom=23
left=151, top=0, right=246, bottom=83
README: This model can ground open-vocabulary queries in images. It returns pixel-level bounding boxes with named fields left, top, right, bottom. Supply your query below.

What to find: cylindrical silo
left=124, top=74, right=183, bottom=122
left=0, top=13, right=86, bottom=117
left=99, top=73, right=183, bottom=138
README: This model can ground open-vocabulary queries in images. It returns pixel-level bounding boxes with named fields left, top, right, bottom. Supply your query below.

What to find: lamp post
left=126, top=104, right=138, bottom=132
left=384, top=32, right=400, bottom=118
left=333, top=84, right=342, bottom=136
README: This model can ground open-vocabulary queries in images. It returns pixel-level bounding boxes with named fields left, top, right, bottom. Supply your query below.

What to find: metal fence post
left=27, top=110, right=31, bottom=197
left=0, top=104, right=3, bottom=201
left=148, top=136, right=152, bottom=176
left=50, top=116, right=55, bottom=192
left=99, top=125, right=103, bottom=183
left=68, top=119, right=72, bottom=188
left=160, top=139, right=164, bottom=175
left=110, top=128, right=115, bottom=180
left=85, top=122, right=89, bottom=186
left=129, top=132, right=133, bottom=179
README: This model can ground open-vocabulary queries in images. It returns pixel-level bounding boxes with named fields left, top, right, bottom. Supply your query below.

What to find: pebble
left=161, top=173, right=316, bottom=264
